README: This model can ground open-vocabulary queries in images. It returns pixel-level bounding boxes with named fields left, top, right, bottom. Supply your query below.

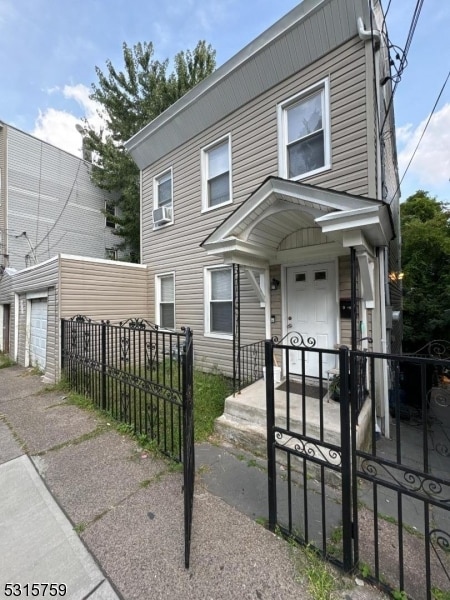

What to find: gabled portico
left=201, top=176, right=394, bottom=362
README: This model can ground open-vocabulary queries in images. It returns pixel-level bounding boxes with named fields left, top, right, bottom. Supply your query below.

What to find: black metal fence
left=234, top=340, right=265, bottom=392
left=265, top=340, right=450, bottom=599
left=61, top=316, right=195, bottom=568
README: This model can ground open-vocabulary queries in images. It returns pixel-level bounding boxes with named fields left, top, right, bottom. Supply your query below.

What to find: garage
left=29, top=298, right=47, bottom=370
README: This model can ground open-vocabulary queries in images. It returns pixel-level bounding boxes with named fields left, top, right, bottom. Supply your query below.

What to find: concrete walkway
left=0, top=364, right=388, bottom=600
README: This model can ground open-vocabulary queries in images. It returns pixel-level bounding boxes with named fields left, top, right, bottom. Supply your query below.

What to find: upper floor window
left=105, top=201, right=116, bottom=228
left=278, top=79, right=330, bottom=180
left=201, top=135, right=232, bottom=211
left=105, top=248, right=118, bottom=261
left=156, top=273, right=175, bottom=329
left=153, top=168, right=173, bottom=227
left=204, top=266, right=233, bottom=338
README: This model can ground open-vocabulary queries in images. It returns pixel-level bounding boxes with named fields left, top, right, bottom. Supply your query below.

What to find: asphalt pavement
left=0, top=364, right=389, bottom=600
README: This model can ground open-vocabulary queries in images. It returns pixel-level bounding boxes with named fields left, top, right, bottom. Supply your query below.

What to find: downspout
left=378, top=248, right=390, bottom=439
left=359, top=13, right=390, bottom=438
left=264, top=266, right=271, bottom=339
left=357, top=17, right=381, bottom=44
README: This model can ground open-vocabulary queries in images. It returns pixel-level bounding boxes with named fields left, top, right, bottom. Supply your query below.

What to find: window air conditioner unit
left=153, top=206, right=172, bottom=225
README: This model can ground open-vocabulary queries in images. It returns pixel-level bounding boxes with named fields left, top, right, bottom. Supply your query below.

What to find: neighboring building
left=0, top=121, right=119, bottom=271
left=0, top=122, right=130, bottom=379
left=0, top=254, right=148, bottom=382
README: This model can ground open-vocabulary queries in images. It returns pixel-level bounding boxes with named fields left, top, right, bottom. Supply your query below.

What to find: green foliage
left=432, top=587, right=450, bottom=600
left=84, top=40, right=216, bottom=260
left=303, top=545, right=336, bottom=600
left=392, top=590, right=408, bottom=600
left=401, top=190, right=450, bottom=350
left=193, top=370, right=232, bottom=442
left=0, top=353, right=15, bottom=369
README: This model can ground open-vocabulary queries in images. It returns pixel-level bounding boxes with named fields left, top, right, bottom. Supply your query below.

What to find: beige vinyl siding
left=59, top=257, right=148, bottom=322
left=16, top=294, right=27, bottom=366
left=140, top=37, right=370, bottom=375
left=11, top=257, right=59, bottom=293
left=45, top=287, right=58, bottom=378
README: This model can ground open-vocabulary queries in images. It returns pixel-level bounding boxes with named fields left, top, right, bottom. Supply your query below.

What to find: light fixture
left=271, top=278, right=280, bottom=290
left=388, top=271, right=404, bottom=282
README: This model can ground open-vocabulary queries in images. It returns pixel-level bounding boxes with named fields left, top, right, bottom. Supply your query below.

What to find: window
left=105, top=248, right=118, bottom=260
left=202, top=135, right=232, bottom=211
left=153, top=168, right=173, bottom=227
left=156, top=273, right=175, bottom=329
left=105, top=201, right=116, bottom=228
left=278, top=79, right=330, bottom=179
left=205, top=266, right=233, bottom=336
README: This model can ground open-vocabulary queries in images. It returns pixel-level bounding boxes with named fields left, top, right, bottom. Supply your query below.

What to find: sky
left=0, top=0, right=449, bottom=203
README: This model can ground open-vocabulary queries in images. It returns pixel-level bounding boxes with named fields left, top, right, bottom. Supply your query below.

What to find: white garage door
left=30, top=298, right=47, bottom=370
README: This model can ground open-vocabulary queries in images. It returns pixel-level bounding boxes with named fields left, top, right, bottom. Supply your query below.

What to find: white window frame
left=153, top=167, right=174, bottom=228
left=201, top=134, right=232, bottom=213
left=155, top=272, right=175, bottom=329
left=105, top=201, right=116, bottom=228
left=277, top=78, right=331, bottom=180
left=105, top=248, right=118, bottom=261
left=204, top=265, right=233, bottom=339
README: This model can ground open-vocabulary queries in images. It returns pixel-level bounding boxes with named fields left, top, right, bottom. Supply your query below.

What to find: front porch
left=216, top=375, right=372, bottom=459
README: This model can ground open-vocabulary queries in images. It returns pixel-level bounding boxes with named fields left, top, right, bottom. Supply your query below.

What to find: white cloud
left=31, top=84, right=106, bottom=156
left=397, top=103, right=450, bottom=195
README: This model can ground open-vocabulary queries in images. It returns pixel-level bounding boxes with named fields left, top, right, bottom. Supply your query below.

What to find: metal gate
left=61, top=317, right=195, bottom=568
left=265, top=339, right=450, bottom=599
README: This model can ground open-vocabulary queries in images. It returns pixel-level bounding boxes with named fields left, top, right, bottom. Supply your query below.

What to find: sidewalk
left=0, top=365, right=388, bottom=600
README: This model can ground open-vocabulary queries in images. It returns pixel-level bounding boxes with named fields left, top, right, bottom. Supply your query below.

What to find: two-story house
left=125, top=0, right=401, bottom=432
left=0, top=122, right=148, bottom=380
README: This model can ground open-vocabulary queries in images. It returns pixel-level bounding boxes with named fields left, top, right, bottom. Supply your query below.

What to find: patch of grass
left=39, top=378, right=71, bottom=394
left=65, top=392, right=95, bottom=410
left=303, top=544, right=337, bottom=600
left=326, top=525, right=343, bottom=559
left=193, top=370, right=232, bottom=442
left=359, top=561, right=372, bottom=578
left=255, top=516, right=268, bottom=527
left=0, top=353, right=15, bottom=369
left=74, top=522, right=87, bottom=534
left=432, top=587, right=450, bottom=600
left=392, top=590, right=408, bottom=600
left=247, top=458, right=258, bottom=468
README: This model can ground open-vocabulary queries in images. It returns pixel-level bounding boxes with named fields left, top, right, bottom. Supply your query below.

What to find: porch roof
left=201, top=177, right=394, bottom=266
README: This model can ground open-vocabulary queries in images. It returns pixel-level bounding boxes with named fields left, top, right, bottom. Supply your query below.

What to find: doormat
left=277, top=380, right=326, bottom=400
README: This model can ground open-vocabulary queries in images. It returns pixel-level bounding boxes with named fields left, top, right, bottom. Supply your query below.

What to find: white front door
left=286, top=262, right=337, bottom=377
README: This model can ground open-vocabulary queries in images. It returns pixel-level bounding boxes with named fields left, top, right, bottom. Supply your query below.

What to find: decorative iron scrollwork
left=145, top=341, right=157, bottom=370
left=275, top=431, right=342, bottom=466
left=430, top=528, right=450, bottom=554
left=120, top=390, right=130, bottom=422
left=359, top=458, right=450, bottom=507
left=272, top=331, right=316, bottom=348
left=70, top=315, right=91, bottom=323
left=119, top=317, right=163, bottom=331
left=120, top=337, right=130, bottom=362
left=83, top=331, right=90, bottom=355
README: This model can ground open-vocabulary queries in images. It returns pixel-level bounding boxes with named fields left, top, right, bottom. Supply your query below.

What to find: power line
left=391, top=70, right=450, bottom=204
left=380, top=0, right=425, bottom=137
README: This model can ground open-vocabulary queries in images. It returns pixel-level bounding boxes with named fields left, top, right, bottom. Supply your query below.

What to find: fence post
left=60, top=319, right=65, bottom=372
left=265, top=338, right=277, bottom=531
left=101, top=321, right=107, bottom=410
left=339, top=346, right=353, bottom=571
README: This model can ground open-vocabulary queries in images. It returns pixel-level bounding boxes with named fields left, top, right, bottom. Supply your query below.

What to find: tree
left=84, top=41, right=216, bottom=261
left=400, top=190, right=450, bottom=350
